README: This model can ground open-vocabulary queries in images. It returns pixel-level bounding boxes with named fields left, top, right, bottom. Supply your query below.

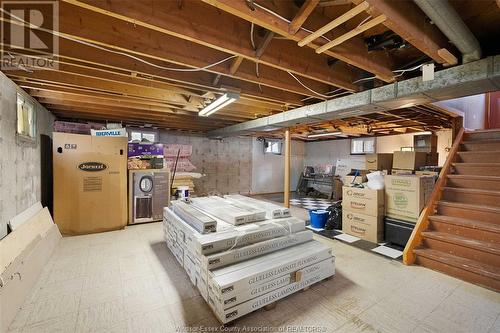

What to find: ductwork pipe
left=414, top=0, right=481, bottom=63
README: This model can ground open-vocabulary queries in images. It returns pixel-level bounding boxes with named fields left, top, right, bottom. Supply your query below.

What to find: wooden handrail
left=403, top=127, right=465, bottom=265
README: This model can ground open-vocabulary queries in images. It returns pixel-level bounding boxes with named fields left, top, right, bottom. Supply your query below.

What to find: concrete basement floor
left=7, top=212, right=500, bottom=333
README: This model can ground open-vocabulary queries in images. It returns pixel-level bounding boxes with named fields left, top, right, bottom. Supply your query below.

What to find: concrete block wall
left=0, top=72, right=54, bottom=239
left=159, top=131, right=252, bottom=195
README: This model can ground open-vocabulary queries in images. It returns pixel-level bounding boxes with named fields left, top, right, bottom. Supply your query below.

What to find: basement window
left=16, top=93, right=36, bottom=143
left=350, top=137, right=375, bottom=155
left=129, top=129, right=158, bottom=143
left=264, top=139, right=282, bottom=155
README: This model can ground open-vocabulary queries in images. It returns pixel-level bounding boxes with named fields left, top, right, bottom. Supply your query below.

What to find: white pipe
left=414, top=0, right=481, bottom=63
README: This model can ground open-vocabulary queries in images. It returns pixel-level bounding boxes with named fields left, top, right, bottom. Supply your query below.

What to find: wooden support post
left=452, top=116, right=463, bottom=142
left=284, top=128, right=291, bottom=208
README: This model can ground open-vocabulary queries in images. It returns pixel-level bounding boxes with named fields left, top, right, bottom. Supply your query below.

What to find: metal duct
left=414, top=0, right=481, bottom=63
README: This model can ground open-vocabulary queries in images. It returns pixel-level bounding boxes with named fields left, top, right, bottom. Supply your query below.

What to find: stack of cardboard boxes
left=341, top=153, right=390, bottom=243
left=163, top=195, right=335, bottom=324
left=341, top=148, right=437, bottom=247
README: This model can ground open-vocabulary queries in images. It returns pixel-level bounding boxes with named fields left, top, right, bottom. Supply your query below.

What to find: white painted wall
left=434, top=94, right=485, bottom=130
left=250, top=139, right=305, bottom=194
left=303, top=129, right=453, bottom=171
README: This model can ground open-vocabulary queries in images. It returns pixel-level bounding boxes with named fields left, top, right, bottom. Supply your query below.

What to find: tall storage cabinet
left=53, top=133, right=128, bottom=235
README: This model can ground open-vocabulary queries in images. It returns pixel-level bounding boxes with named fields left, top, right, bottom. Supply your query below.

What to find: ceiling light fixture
left=307, top=131, right=342, bottom=138
left=199, top=92, right=240, bottom=117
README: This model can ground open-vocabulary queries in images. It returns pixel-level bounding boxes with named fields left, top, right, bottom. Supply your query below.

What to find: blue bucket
left=309, top=209, right=329, bottom=229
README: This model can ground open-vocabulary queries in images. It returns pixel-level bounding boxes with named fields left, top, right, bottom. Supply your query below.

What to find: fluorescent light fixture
left=199, top=92, right=239, bottom=117
left=307, top=131, right=342, bottom=138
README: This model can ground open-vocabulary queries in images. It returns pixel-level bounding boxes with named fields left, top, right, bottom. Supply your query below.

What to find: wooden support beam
left=284, top=128, right=291, bottom=208
left=289, top=0, right=320, bottom=35
left=63, top=0, right=358, bottom=91
left=352, top=0, right=458, bottom=66
left=201, top=0, right=394, bottom=81
left=255, top=31, right=275, bottom=59
left=315, top=15, right=386, bottom=54
left=229, top=56, right=244, bottom=75
left=298, top=1, right=369, bottom=47
left=318, top=0, right=351, bottom=6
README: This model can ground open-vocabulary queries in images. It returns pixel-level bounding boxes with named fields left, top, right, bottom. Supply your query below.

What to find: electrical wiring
left=250, top=23, right=256, bottom=50
left=287, top=71, right=330, bottom=99
left=0, top=8, right=237, bottom=73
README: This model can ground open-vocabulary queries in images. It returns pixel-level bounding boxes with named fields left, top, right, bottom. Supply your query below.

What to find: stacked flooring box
left=163, top=196, right=335, bottom=323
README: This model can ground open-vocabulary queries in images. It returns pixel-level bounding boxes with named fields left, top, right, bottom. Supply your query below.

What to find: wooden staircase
left=404, top=128, right=500, bottom=291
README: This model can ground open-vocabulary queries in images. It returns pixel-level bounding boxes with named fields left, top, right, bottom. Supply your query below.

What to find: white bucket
left=177, top=186, right=189, bottom=200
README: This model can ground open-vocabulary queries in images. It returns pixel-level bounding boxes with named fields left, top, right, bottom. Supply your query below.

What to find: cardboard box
left=393, top=151, right=428, bottom=170
left=208, top=261, right=334, bottom=323
left=415, top=170, right=439, bottom=177
left=210, top=258, right=334, bottom=312
left=53, top=133, right=128, bottom=235
left=127, top=143, right=164, bottom=158
left=342, top=210, right=384, bottom=243
left=384, top=175, right=435, bottom=222
left=342, top=186, right=384, bottom=216
left=203, top=230, right=313, bottom=270
left=365, top=153, right=393, bottom=171
left=345, top=175, right=367, bottom=185
left=90, top=128, right=127, bottom=137
left=392, top=169, right=414, bottom=175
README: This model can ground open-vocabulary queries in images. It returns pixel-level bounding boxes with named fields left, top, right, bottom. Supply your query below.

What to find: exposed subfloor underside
left=8, top=213, right=500, bottom=333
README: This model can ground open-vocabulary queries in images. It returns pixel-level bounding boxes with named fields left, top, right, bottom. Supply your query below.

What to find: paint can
left=177, top=186, right=189, bottom=200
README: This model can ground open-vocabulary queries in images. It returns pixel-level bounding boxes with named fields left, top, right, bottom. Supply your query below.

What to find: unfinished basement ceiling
left=1, top=0, right=499, bottom=133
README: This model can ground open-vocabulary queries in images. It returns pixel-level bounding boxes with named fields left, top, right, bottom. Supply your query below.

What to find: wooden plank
left=403, top=127, right=465, bottom=265
left=0, top=207, right=55, bottom=272
left=298, top=1, right=369, bottom=47
left=315, top=15, right=386, bottom=53
left=255, top=31, right=275, bottom=59
left=8, top=202, right=42, bottom=231
left=289, top=0, right=320, bottom=35
left=201, top=0, right=394, bottom=82
left=64, top=0, right=358, bottom=91
left=354, top=0, right=457, bottom=66
left=0, top=225, right=61, bottom=333
left=229, top=56, right=244, bottom=75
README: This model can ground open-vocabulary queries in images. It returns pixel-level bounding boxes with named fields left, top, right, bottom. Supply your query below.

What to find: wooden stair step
left=414, top=248, right=500, bottom=291
left=456, top=151, right=500, bottom=163
left=441, top=187, right=500, bottom=207
left=429, top=215, right=500, bottom=234
left=461, top=139, right=500, bottom=151
left=446, top=175, right=500, bottom=191
left=421, top=231, right=500, bottom=256
left=437, top=201, right=500, bottom=224
left=464, top=129, right=500, bottom=141
left=452, top=163, right=500, bottom=176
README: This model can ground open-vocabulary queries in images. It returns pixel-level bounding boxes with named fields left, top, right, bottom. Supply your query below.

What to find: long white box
left=210, top=257, right=334, bottom=312
left=171, top=201, right=217, bottom=234
left=208, top=262, right=334, bottom=323
left=209, top=240, right=333, bottom=295
left=164, top=208, right=305, bottom=255
left=191, top=196, right=265, bottom=225
left=224, top=194, right=291, bottom=219
left=203, top=230, right=313, bottom=270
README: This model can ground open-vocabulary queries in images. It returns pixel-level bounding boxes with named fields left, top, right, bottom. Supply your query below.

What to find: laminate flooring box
left=53, top=133, right=128, bottom=235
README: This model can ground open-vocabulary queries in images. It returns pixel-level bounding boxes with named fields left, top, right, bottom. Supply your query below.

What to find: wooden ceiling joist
left=315, top=14, right=387, bottom=54
left=201, top=0, right=394, bottom=82
left=351, top=0, right=458, bottom=66
left=298, top=1, right=369, bottom=47
left=62, top=0, right=358, bottom=92
left=288, top=0, right=320, bottom=35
